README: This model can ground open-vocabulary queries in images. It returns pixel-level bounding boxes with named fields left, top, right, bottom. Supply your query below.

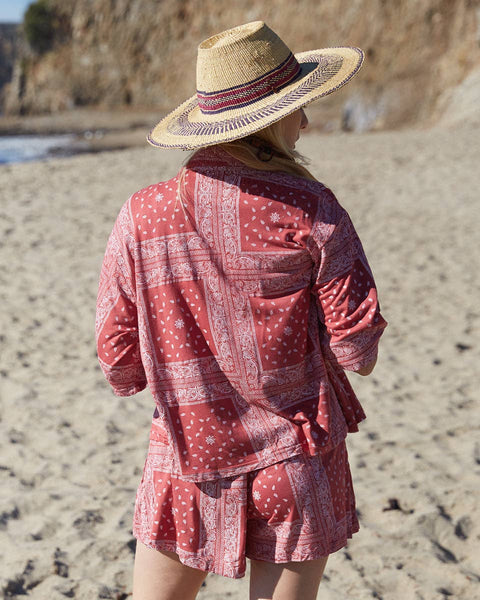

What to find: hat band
left=197, top=52, right=301, bottom=114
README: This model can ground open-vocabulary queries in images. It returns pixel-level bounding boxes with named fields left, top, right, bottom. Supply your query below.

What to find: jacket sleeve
left=309, top=192, right=387, bottom=372
left=95, top=199, right=147, bottom=396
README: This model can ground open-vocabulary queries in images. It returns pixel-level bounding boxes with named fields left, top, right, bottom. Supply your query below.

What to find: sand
left=0, top=116, right=479, bottom=599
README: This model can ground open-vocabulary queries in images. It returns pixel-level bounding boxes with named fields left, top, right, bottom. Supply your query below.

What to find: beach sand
left=0, top=117, right=479, bottom=599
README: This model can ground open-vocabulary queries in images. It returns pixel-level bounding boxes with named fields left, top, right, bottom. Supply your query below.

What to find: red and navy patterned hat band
left=148, top=21, right=365, bottom=148
left=197, top=52, right=302, bottom=114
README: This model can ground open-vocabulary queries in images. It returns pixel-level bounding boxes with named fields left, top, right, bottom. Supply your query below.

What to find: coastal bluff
left=2, top=0, right=480, bottom=130
left=0, top=24, right=20, bottom=102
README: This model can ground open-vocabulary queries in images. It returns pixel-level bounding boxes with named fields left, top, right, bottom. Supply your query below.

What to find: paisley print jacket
left=96, top=147, right=387, bottom=482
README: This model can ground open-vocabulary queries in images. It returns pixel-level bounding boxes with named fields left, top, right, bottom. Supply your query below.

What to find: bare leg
left=132, top=542, right=208, bottom=600
left=249, top=555, right=328, bottom=600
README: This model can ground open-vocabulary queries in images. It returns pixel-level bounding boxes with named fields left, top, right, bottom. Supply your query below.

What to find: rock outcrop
left=3, top=0, right=480, bottom=130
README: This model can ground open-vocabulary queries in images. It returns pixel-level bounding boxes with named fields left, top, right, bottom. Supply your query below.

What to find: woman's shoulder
left=188, top=147, right=336, bottom=196
left=183, top=146, right=345, bottom=223
left=126, top=176, right=180, bottom=215
left=241, top=169, right=344, bottom=222
left=258, top=169, right=336, bottom=198
left=130, top=179, right=175, bottom=202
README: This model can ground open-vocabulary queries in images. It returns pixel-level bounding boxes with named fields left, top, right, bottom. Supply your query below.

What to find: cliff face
left=3, top=0, right=480, bottom=130
left=0, top=24, right=21, bottom=106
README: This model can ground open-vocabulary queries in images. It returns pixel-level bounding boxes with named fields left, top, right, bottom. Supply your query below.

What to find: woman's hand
left=355, top=357, right=377, bottom=376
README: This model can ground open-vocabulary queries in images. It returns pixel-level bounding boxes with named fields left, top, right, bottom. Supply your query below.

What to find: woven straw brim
left=148, top=47, right=363, bottom=150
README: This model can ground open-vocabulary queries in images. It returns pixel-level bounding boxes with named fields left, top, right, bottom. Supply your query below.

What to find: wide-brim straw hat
left=148, top=21, right=364, bottom=150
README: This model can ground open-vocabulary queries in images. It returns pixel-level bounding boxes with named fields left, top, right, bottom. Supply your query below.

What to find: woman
left=95, top=21, right=387, bottom=600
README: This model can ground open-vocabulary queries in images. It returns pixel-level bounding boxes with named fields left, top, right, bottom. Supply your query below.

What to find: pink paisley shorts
left=132, top=421, right=359, bottom=579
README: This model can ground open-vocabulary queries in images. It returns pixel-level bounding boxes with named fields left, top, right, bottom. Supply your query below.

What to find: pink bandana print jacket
left=96, top=147, right=387, bottom=482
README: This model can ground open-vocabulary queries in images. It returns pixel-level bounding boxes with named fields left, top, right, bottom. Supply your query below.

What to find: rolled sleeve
left=95, top=200, right=147, bottom=396
left=310, top=197, right=387, bottom=372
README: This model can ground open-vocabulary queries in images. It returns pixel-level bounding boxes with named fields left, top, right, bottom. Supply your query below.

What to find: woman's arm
left=95, top=200, right=147, bottom=396
left=310, top=193, right=387, bottom=373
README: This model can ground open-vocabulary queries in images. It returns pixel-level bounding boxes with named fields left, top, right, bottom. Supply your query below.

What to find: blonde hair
left=176, top=116, right=317, bottom=216
left=218, top=118, right=317, bottom=181
left=183, top=117, right=316, bottom=181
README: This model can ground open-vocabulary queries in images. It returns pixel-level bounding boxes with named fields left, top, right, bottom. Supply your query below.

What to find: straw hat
left=148, top=21, right=364, bottom=150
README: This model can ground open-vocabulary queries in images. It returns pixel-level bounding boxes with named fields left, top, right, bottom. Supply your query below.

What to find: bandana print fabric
left=96, top=146, right=387, bottom=483
left=133, top=419, right=358, bottom=578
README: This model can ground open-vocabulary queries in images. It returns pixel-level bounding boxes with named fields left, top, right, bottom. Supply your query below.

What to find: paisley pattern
left=133, top=421, right=358, bottom=578
left=96, top=146, right=387, bottom=482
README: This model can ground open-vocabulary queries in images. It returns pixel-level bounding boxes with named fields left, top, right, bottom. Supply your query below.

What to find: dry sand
left=0, top=117, right=479, bottom=599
